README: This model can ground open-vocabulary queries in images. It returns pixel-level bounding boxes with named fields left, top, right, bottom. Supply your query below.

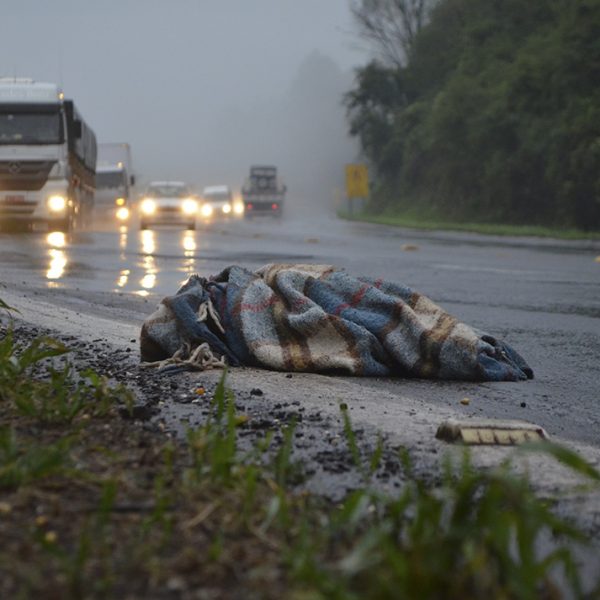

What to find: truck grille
left=0, top=195, right=37, bottom=216
left=0, top=160, right=56, bottom=191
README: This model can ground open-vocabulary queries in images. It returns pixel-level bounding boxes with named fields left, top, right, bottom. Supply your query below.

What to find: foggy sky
left=1, top=1, right=368, bottom=208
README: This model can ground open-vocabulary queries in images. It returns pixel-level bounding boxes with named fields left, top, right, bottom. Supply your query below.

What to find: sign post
left=345, top=164, right=369, bottom=215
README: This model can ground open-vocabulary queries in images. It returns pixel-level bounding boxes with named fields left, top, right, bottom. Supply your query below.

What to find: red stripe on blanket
left=233, top=295, right=279, bottom=316
left=333, top=283, right=369, bottom=316
left=291, top=296, right=309, bottom=310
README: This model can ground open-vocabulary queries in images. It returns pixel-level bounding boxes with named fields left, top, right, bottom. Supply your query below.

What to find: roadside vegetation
left=1, top=303, right=599, bottom=599
left=339, top=210, right=600, bottom=240
left=347, top=0, right=600, bottom=232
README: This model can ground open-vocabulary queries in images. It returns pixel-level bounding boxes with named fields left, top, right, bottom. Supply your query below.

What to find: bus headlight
left=116, top=207, right=130, bottom=221
left=182, top=198, right=198, bottom=215
left=200, top=204, right=213, bottom=218
left=222, top=203, right=232, bottom=214
left=141, top=199, right=156, bottom=215
left=47, top=195, right=67, bottom=212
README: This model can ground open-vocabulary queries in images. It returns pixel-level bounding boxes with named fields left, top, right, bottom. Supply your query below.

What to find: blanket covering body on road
left=140, top=264, right=533, bottom=381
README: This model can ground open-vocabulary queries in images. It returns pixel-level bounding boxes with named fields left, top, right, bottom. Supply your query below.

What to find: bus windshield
left=0, top=110, right=63, bottom=145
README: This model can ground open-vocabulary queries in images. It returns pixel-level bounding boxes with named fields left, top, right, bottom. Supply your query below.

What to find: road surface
left=1, top=206, right=598, bottom=444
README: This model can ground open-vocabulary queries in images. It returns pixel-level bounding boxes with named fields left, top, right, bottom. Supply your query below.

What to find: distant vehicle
left=241, top=166, right=286, bottom=218
left=95, top=143, right=135, bottom=224
left=201, top=185, right=244, bottom=219
left=0, top=77, right=97, bottom=232
left=139, top=181, right=198, bottom=230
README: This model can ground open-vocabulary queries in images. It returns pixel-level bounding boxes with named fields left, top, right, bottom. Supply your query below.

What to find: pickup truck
left=241, top=166, right=286, bottom=218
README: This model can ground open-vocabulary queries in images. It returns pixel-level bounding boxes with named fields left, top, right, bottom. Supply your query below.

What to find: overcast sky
left=1, top=1, right=369, bottom=204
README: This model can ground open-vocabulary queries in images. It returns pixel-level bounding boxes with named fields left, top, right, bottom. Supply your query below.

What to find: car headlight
left=47, top=195, right=67, bottom=212
left=182, top=198, right=198, bottom=215
left=141, top=199, right=156, bottom=215
left=115, top=197, right=126, bottom=206
left=233, top=202, right=244, bottom=215
left=200, top=203, right=213, bottom=218
left=116, top=207, right=130, bottom=221
left=222, top=203, right=232, bottom=214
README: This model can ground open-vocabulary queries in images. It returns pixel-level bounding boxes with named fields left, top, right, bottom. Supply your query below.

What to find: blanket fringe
left=141, top=299, right=228, bottom=372
left=140, top=342, right=227, bottom=372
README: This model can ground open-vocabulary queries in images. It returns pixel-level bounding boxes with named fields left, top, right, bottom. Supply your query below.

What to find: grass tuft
left=340, top=210, right=600, bottom=240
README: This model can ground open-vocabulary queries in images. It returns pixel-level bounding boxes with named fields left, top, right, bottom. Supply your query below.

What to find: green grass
left=0, top=426, right=72, bottom=489
left=0, top=328, right=133, bottom=425
left=340, top=210, right=600, bottom=241
left=1, top=301, right=599, bottom=598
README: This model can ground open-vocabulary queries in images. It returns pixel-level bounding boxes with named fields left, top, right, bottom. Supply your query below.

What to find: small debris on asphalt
left=250, top=388, right=263, bottom=396
left=520, top=401, right=527, bottom=408
left=44, top=531, right=58, bottom=544
left=460, top=397, right=471, bottom=405
left=119, top=405, right=156, bottom=421
left=436, top=418, right=549, bottom=445
left=401, top=243, right=419, bottom=251
left=235, top=414, right=250, bottom=426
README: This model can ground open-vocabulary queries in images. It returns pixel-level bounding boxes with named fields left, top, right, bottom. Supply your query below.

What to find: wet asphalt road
left=1, top=205, right=599, bottom=446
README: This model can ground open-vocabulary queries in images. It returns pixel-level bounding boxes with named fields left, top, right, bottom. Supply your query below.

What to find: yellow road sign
left=345, top=164, right=369, bottom=198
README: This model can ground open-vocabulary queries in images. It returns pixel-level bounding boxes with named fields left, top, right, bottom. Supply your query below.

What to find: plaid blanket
left=140, top=264, right=533, bottom=381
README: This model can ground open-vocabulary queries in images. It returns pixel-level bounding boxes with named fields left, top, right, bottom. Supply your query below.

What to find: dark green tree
left=347, top=0, right=600, bottom=229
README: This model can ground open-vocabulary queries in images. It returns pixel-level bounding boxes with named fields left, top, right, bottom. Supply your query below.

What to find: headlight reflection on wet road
left=105, top=229, right=203, bottom=296
left=181, top=230, right=196, bottom=274
left=138, top=229, right=157, bottom=295
left=140, top=267, right=156, bottom=292
left=111, top=226, right=131, bottom=292
left=46, top=231, right=68, bottom=282
left=182, top=230, right=196, bottom=255
left=117, top=269, right=130, bottom=288
left=119, top=225, right=128, bottom=254
left=141, top=229, right=156, bottom=255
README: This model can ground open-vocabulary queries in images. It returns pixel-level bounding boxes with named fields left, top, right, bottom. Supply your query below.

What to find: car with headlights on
left=94, top=164, right=131, bottom=226
left=201, top=185, right=244, bottom=220
left=139, top=181, right=198, bottom=230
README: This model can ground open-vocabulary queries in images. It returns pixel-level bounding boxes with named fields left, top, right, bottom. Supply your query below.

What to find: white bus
left=0, top=78, right=97, bottom=232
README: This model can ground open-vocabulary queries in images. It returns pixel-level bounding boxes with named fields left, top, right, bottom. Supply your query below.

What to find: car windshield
left=205, top=192, right=230, bottom=202
left=0, top=110, right=63, bottom=145
left=148, top=184, right=189, bottom=197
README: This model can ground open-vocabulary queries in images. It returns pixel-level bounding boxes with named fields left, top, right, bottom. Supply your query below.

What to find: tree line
left=346, top=0, right=600, bottom=230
